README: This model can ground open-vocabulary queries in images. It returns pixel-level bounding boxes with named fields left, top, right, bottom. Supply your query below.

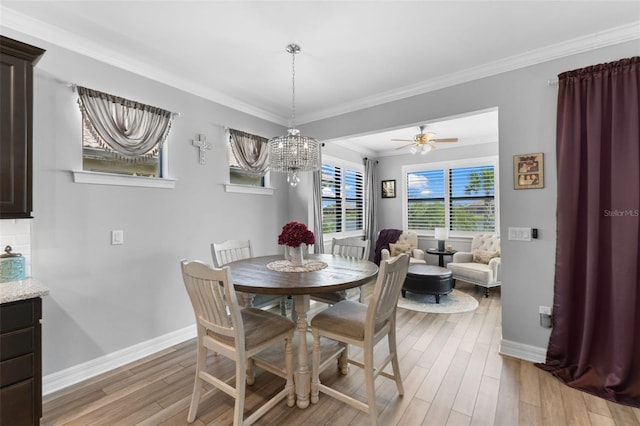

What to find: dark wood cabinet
left=0, top=36, right=45, bottom=219
left=0, top=297, right=42, bottom=425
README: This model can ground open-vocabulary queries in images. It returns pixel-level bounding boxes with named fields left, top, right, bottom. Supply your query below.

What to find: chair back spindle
left=367, top=254, right=409, bottom=334
left=331, top=237, right=370, bottom=260
left=211, top=240, right=253, bottom=268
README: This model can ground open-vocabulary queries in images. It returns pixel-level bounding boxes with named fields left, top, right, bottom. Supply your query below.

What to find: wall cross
left=192, top=134, right=211, bottom=165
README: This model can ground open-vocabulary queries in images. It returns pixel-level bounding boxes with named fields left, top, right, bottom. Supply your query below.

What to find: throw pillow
left=472, top=250, right=500, bottom=264
left=389, top=242, right=412, bottom=257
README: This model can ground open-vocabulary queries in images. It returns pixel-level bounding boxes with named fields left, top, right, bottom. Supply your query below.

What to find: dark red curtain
left=538, top=57, right=640, bottom=407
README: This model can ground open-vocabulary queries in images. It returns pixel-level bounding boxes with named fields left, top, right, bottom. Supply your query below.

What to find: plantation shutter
left=345, top=168, right=364, bottom=231
left=322, top=164, right=342, bottom=233
left=449, top=165, right=495, bottom=232
left=407, top=170, right=445, bottom=230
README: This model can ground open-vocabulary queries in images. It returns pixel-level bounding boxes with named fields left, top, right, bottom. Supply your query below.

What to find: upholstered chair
left=380, top=231, right=426, bottom=264
left=446, top=233, right=501, bottom=297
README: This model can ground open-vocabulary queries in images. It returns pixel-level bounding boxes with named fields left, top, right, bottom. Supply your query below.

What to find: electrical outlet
left=539, top=305, right=552, bottom=328
left=111, top=230, right=124, bottom=245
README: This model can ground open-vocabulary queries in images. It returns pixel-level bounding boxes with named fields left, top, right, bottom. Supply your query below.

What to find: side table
left=426, top=248, right=457, bottom=267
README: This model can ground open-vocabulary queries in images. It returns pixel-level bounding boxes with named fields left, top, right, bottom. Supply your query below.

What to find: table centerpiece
left=278, top=221, right=315, bottom=266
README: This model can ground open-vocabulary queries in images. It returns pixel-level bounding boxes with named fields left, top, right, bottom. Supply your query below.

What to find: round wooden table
left=227, top=253, right=378, bottom=408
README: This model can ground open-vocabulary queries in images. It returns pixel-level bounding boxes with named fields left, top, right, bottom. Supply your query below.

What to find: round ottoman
left=402, top=264, right=453, bottom=303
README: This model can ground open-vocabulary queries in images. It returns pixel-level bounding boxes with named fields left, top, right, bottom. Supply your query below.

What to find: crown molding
left=2, top=5, right=637, bottom=126
left=0, top=6, right=289, bottom=125
left=296, top=21, right=640, bottom=124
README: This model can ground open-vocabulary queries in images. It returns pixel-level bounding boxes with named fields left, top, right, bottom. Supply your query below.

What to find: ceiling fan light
left=409, top=146, right=418, bottom=154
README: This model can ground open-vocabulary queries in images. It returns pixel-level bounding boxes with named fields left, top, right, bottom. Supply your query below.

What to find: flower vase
left=288, top=244, right=306, bottom=266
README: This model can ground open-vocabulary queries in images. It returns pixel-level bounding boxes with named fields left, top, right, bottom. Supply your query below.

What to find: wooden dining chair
left=310, top=254, right=410, bottom=426
left=181, top=260, right=295, bottom=425
left=211, top=239, right=287, bottom=316
left=311, top=237, right=371, bottom=305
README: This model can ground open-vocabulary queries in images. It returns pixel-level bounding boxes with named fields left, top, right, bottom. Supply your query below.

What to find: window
left=407, top=169, right=445, bottom=229
left=226, top=129, right=271, bottom=192
left=321, top=159, right=364, bottom=235
left=78, top=86, right=173, bottom=179
left=450, top=165, right=495, bottom=232
left=228, top=142, right=265, bottom=187
left=82, top=122, right=163, bottom=177
left=405, top=159, right=497, bottom=235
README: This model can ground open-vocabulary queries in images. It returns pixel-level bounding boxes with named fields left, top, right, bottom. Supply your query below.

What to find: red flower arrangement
left=278, top=221, right=315, bottom=248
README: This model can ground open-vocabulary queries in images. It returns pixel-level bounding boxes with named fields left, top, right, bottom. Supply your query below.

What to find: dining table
left=226, top=253, right=378, bottom=408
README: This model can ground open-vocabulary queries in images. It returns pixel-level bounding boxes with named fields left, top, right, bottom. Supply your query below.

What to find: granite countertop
left=0, top=277, right=49, bottom=304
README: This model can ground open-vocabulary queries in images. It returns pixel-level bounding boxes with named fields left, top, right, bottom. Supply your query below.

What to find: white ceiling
left=2, top=1, right=639, bottom=155
left=332, top=109, right=500, bottom=157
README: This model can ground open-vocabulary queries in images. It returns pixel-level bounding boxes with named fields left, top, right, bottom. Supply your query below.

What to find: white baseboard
left=43, top=324, right=196, bottom=395
left=499, top=339, right=547, bottom=363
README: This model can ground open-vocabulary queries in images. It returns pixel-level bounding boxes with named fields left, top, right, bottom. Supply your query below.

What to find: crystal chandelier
left=268, top=44, right=321, bottom=187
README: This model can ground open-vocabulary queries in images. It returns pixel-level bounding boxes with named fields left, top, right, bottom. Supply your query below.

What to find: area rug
left=397, top=289, right=479, bottom=314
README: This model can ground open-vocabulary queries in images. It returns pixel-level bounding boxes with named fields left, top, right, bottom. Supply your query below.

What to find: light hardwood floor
left=42, top=282, right=640, bottom=425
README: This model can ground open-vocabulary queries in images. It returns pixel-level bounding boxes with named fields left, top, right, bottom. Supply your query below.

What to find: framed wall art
left=381, top=179, right=396, bottom=198
left=514, top=152, right=544, bottom=189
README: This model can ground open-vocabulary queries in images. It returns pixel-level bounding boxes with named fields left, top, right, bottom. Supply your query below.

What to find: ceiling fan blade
left=431, top=138, right=459, bottom=143
left=391, top=138, right=414, bottom=142
left=395, top=144, right=414, bottom=150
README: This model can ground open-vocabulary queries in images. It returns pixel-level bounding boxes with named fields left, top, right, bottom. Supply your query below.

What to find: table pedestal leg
left=293, top=295, right=310, bottom=408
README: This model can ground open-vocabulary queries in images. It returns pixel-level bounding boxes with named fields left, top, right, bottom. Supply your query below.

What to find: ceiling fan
left=393, top=125, right=458, bottom=154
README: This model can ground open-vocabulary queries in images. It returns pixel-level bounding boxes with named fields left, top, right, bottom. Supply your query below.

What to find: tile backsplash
left=0, top=219, right=32, bottom=278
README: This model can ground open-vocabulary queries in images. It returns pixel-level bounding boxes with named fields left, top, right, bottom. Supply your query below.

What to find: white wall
left=301, top=40, right=640, bottom=356
left=2, top=29, right=290, bottom=378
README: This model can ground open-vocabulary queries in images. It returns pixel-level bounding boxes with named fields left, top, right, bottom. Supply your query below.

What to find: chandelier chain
left=290, top=46, right=296, bottom=128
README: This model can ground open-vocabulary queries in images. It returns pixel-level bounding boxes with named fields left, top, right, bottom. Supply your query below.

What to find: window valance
left=77, top=86, right=174, bottom=162
left=229, top=129, right=269, bottom=176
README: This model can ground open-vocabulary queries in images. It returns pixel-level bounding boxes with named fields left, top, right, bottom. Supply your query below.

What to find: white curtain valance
left=77, top=86, right=174, bottom=162
left=229, top=129, right=269, bottom=176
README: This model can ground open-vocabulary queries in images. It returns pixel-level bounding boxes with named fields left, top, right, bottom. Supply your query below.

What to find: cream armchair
left=380, top=231, right=426, bottom=265
left=446, top=233, right=501, bottom=297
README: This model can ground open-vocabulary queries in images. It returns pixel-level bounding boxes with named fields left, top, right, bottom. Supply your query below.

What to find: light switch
left=111, top=230, right=124, bottom=245
left=508, top=227, right=532, bottom=241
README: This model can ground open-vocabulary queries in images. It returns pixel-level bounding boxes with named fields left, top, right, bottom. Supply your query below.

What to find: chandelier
left=268, top=44, right=321, bottom=187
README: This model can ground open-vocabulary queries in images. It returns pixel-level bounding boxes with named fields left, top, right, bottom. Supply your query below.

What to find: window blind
left=407, top=169, right=445, bottom=230
left=344, top=169, right=364, bottom=231
left=321, top=163, right=364, bottom=234
left=322, top=164, right=342, bottom=233
left=449, top=165, right=495, bottom=232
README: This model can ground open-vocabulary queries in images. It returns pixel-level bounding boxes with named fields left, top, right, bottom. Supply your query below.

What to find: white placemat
left=266, top=260, right=328, bottom=273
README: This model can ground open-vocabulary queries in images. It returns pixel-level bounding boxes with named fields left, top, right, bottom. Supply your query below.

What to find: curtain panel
left=229, top=129, right=269, bottom=176
left=363, top=158, right=378, bottom=261
left=312, top=169, right=325, bottom=254
left=538, top=57, right=640, bottom=407
left=77, top=86, right=173, bottom=161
